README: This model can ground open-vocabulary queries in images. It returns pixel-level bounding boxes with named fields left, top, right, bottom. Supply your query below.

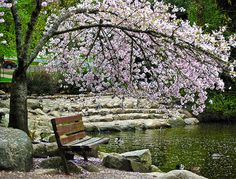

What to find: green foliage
left=199, top=72, right=236, bottom=122
left=0, top=6, right=16, bottom=57
left=163, top=0, right=229, bottom=32
left=199, top=91, right=236, bottom=122
left=0, top=0, right=58, bottom=57
left=56, top=72, right=84, bottom=94
left=0, top=77, right=12, bottom=83
left=26, top=70, right=86, bottom=95
left=188, top=0, right=227, bottom=31
left=27, top=70, right=58, bottom=95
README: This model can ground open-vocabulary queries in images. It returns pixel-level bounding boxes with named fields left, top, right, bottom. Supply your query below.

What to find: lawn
left=1, top=70, right=14, bottom=75
left=0, top=77, right=12, bottom=83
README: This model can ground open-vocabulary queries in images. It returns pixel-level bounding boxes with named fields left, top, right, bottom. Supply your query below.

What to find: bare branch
left=54, top=23, right=225, bottom=66
left=10, top=0, right=22, bottom=61
left=79, top=27, right=101, bottom=67
left=23, top=0, right=42, bottom=57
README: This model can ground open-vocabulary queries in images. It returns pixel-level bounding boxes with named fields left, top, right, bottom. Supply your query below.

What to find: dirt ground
left=0, top=169, right=155, bottom=179
left=0, top=157, right=155, bottom=179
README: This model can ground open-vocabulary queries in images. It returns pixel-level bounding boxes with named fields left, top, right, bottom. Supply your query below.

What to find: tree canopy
left=42, top=0, right=235, bottom=115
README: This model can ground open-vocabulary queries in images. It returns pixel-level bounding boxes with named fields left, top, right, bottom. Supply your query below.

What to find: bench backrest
left=51, top=114, right=86, bottom=146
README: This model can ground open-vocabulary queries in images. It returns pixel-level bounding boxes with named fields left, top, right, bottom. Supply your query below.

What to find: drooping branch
left=53, top=23, right=226, bottom=67
left=79, top=27, right=101, bottom=67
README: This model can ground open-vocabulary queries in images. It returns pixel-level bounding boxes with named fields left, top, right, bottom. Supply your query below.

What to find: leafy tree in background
left=0, top=0, right=235, bottom=134
left=162, top=0, right=229, bottom=32
left=216, top=0, right=236, bottom=32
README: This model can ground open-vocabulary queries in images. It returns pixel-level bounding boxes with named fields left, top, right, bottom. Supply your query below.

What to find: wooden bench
left=51, top=114, right=109, bottom=174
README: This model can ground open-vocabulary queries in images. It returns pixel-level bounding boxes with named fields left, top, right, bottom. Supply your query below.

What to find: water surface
left=93, top=123, right=236, bottom=179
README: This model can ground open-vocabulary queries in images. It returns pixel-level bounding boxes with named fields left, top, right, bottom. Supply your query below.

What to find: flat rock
left=148, top=170, right=207, bottom=179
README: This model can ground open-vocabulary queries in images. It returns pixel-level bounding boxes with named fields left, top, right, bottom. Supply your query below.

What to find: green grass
left=1, top=71, right=14, bottom=75
left=0, top=77, right=12, bottom=83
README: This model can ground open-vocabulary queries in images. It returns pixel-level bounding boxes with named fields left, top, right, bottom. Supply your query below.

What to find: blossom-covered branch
left=38, top=0, right=234, bottom=115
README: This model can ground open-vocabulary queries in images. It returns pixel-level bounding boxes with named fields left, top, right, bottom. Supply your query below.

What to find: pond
left=93, top=123, right=236, bottom=179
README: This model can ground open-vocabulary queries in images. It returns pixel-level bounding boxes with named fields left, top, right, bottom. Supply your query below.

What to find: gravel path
left=0, top=156, right=155, bottom=179
left=0, top=169, right=155, bottom=179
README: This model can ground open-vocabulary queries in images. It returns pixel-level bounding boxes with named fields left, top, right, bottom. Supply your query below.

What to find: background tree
left=0, top=0, right=235, bottom=134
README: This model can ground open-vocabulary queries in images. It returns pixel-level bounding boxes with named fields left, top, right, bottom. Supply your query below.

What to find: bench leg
left=82, top=150, right=88, bottom=161
left=59, top=150, right=69, bottom=174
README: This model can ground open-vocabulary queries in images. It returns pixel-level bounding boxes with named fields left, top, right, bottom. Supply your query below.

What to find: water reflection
left=93, top=123, right=236, bottom=179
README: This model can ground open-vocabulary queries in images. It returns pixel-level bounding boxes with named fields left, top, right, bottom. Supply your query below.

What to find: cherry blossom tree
left=1, top=0, right=236, bottom=134
left=44, top=0, right=235, bottom=114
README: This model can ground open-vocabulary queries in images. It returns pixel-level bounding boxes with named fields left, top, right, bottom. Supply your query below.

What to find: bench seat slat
left=64, top=136, right=91, bottom=146
left=57, top=121, right=84, bottom=136
left=71, top=137, right=102, bottom=147
left=85, top=138, right=110, bottom=147
left=70, top=137, right=110, bottom=148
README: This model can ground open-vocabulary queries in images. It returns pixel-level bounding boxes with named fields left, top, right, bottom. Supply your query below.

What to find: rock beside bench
left=102, top=149, right=155, bottom=173
left=0, top=127, right=33, bottom=171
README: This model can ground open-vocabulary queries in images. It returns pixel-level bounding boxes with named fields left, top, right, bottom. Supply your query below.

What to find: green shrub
left=198, top=72, right=236, bottom=122
left=27, top=71, right=59, bottom=95
left=54, top=72, right=82, bottom=94
left=199, top=91, right=236, bottom=122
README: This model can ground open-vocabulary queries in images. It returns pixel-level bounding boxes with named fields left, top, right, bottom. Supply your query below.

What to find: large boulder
left=121, top=149, right=152, bottom=172
left=102, top=149, right=152, bottom=172
left=0, top=127, right=33, bottom=171
left=102, top=153, right=133, bottom=171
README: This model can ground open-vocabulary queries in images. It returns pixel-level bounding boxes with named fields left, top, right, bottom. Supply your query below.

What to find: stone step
left=82, top=108, right=164, bottom=116
left=80, top=101, right=160, bottom=110
left=84, top=118, right=170, bottom=132
left=76, top=96, right=159, bottom=109
left=82, top=113, right=166, bottom=123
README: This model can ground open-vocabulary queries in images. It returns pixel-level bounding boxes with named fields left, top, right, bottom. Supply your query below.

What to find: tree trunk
left=8, top=69, right=29, bottom=135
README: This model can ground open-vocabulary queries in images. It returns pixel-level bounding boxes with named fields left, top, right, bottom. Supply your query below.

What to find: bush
left=198, top=72, right=236, bottom=123
left=199, top=91, right=236, bottom=122
left=27, top=71, right=59, bottom=95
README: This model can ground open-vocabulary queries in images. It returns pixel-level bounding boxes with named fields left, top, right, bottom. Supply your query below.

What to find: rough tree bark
left=7, top=0, right=42, bottom=135
left=8, top=68, right=29, bottom=135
